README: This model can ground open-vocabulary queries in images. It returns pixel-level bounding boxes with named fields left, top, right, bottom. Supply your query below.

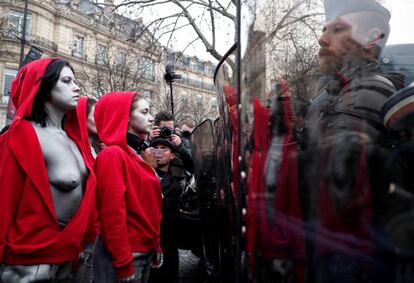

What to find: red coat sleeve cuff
left=115, top=262, right=135, bottom=279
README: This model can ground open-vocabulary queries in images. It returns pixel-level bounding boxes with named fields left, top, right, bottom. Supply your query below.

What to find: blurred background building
left=0, top=0, right=217, bottom=129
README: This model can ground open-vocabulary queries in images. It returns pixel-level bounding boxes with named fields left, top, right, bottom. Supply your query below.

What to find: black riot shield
left=191, top=119, right=216, bottom=195
left=212, top=44, right=241, bottom=282
left=235, top=0, right=414, bottom=282
left=190, top=118, right=221, bottom=280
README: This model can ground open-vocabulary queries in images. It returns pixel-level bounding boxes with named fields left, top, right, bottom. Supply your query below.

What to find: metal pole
left=19, top=0, right=29, bottom=68
left=235, top=0, right=242, bottom=281
left=169, top=81, right=174, bottom=117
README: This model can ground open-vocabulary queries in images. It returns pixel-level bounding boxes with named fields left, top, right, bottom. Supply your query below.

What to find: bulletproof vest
left=306, top=70, right=396, bottom=143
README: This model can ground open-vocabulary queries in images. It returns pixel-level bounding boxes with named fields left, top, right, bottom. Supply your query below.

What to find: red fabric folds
left=93, top=92, right=162, bottom=278
left=0, top=58, right=96, bottom=264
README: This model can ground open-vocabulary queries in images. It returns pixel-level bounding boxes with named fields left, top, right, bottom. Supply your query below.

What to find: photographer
left=147, top=138, right=185, bottom=283
left=179, top=121, right=194, bottom=151
left=149, top=111, right=194, bottom=174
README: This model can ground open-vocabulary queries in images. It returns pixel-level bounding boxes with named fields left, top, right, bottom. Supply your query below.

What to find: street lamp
left=19, top=0, right=29, bottom=68
left=164, top=65, right=181, bottom=117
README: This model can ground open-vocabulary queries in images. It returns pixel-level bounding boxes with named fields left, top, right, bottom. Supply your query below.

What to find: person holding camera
left=149, top=111, right=194, bottom=174
left=147, top=137, right=188, bottom=283
left=179, top=122, right=194, bottom=151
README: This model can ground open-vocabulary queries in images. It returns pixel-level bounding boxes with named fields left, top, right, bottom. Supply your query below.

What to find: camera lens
left=160, top=127, right=173, bottom=139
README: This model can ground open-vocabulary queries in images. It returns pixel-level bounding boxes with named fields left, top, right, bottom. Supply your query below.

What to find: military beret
left=324, top=0, right=391, bottom=22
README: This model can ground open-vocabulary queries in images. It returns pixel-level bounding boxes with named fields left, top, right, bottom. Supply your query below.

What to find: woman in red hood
left=70, top=96, right=104, bottom=282
left=0, top=58, right=96, bottom=282
left=93, top=92, right=163, bottom=283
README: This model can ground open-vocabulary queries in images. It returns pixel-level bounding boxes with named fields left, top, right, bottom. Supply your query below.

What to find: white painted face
left=49, top=66, right=80, bottom=111
left=128, top=97, right=154, bottom=137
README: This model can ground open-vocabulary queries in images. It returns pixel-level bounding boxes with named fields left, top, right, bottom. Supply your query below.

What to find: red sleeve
left=0, top=145, right=25, bottom=260
left=95, top=148, right=134, bottom=278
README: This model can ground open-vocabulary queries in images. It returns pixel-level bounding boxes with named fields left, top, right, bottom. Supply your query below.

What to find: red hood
left=65, top=96, right=95, bottom=167
left=11, top=58, right=59, bottom=120
left=94, top=92, right=137, bottom=149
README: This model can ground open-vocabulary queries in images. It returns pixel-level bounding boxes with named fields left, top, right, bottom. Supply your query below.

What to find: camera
left=182, top=130, right=191, bottom=139
left=159, top=126, right=174, bottom=139
left=139, top=139, right=150, bottom=151
left=164, top=65, right=182, bottom=83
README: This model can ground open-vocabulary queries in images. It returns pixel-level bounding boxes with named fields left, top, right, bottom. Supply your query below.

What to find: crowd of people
left=0, top=58, right=195, bottom=283
left=2, top=0, right=414, bottom=282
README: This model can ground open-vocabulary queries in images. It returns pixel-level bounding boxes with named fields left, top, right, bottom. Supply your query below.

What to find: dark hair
left=154, top=110, right=174, bottom=126
left=30, top=59, right=74, bottom=126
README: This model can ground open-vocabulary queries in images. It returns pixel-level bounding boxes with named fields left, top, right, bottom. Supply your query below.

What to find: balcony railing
left=174, top=60, right=216, bottom=76
left=28, top=34, right=58, bottom=51
left=179, top=77, right=215, bottom=91
left=1, top=29, right=58, bottom=51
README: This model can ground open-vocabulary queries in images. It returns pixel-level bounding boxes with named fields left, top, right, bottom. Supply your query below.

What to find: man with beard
left=300, top=0, right=400, bottom=282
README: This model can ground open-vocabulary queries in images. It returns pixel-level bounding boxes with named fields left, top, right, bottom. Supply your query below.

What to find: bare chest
left=32, top=124, right=87, bottom=190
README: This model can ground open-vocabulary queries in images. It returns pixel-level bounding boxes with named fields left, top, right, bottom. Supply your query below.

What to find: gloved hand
left=119, top=273, right=135, bottom=283
left=151, top=252, right=163, bottom=268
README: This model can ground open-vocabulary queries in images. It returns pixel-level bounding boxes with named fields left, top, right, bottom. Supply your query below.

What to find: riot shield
left=190, top=118, right=221, bottom=280
left=213, top=44, right=241, bottom=282
left=236, top=0, right=414, bottom=282
left=191, top=119, right=216, bottom=193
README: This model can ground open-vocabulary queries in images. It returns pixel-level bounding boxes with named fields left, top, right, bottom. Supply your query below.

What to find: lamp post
left=19, top=0, right=29, bottom=68
left=164, top=65, right=181, bottom=117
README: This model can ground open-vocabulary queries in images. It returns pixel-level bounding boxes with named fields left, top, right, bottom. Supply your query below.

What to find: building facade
left=0, top=0, right=217, bottom=129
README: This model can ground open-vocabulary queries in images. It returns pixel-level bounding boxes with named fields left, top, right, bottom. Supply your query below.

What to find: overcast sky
left=384, top=0, right=414, bottom=45
left=134, top=0, right=414, bottom=62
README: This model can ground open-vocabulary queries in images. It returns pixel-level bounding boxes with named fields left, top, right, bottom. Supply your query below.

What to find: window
left=196, top=94, right=203, bottom=108
left=96, top=44, right=107, bottom=65
left=195, top=77, right=203, bottom=88
left=211, top=97, right=217, bottom=109
left=205, top=64, right=211, bottom=74
left=116, top=52, right=126, bottom=67
left=181, top=73, right=188, bottom=84
left=141, top=57, right=155, bottom=81
left=190, top=60, right=197, bottom=70
left=181, top=92, right=188, bottom=105
left=197, top=61, right=204, bottom=72
left=182, top=57, right=190, bottom=67
left=9, top=10, right=31, bottom=37
left=2, top=69, right=18, bottom=104
left=73, top=35, right=85, bottom=58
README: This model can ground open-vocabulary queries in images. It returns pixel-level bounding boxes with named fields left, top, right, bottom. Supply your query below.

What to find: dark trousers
left=93, top=237, right=154, bottom=283
left=72, top=242, right=95, bottom=283
left=0, top=262, right=72, bottom=283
